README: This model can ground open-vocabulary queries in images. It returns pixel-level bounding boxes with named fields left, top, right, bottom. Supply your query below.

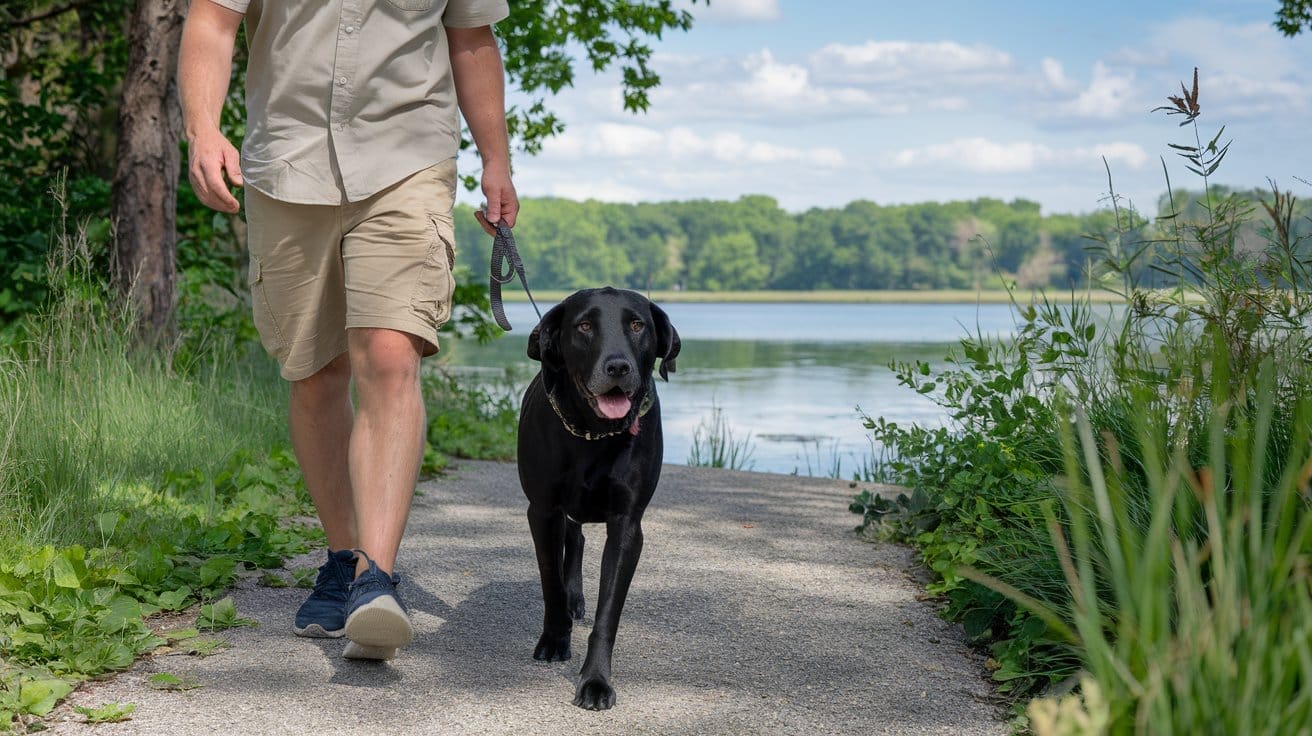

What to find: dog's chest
left=557, top=457, right=627, bottom=523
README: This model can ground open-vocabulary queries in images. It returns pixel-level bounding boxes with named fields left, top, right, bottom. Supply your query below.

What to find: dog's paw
left=573, top=677, right=616, bottom=711
left=533, top=632, right=572, bottom=662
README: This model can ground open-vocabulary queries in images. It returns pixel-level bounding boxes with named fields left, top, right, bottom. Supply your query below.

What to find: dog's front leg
left=574, top=516, right=643, bottom=710
left=564, top=519, right=586, bottom=621
left=527, top=505, right=572, bottom=661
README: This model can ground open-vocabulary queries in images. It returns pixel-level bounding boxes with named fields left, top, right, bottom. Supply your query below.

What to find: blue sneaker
left=342, top=551, right=413, bottom=660
left=293, top=549, right=355, bottom=638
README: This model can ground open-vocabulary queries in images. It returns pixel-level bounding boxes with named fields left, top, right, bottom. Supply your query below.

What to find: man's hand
left=179, top=0, right=244, bottom=213
left=475, top=160, right=518, bottom=235
left=188, top=129, right=244, bottom=213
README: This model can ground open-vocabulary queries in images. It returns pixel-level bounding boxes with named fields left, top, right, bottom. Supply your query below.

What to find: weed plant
left=422, top=366, right=523, bottom=466
left=996, top=355, right=1312, bottom=735
left=687, top=403, right=757, bottom=471
left=0, top=199, right=316, bottom=729
left=853, top=68, right=1312, bottom=726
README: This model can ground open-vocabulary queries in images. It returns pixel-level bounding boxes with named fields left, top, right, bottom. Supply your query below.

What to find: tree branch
left=2, top=0, right=101, bottom=32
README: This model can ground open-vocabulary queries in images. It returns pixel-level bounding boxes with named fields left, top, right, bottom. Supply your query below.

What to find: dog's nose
left=604, top=356, right=632, bottom=377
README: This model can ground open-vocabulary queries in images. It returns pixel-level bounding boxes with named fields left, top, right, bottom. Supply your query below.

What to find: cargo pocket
left=410, top=217, right=457, bottom=329
left=248, top=256, right=285, bottom=353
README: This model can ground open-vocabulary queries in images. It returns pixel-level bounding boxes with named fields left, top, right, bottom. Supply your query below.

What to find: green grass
left=686, top=404, right=757, bottom=471
left=0, top=339, right=287, bottom=550
left=0, top=224, right=313, bottom=730
left=976, top=367, right=1312, bottom=734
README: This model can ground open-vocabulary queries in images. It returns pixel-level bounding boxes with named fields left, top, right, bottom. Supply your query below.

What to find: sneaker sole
left=342, top=641, right=398, bottom=660
left=293, top=622, right=345, bottom=639
left=344, top=594, right=413, bottom=649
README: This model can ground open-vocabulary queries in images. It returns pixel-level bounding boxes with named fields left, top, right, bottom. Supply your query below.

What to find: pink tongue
left=595, top=393, right=632, bottom=419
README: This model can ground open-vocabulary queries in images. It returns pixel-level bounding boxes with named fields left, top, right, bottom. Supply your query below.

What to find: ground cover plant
left=0, top=216, right=317, bottom=730
left=853, top=71, right=1312, bottom=732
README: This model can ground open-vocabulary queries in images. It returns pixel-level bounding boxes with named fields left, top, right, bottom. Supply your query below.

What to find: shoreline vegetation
left=500, top=288, right=1134, bottom=305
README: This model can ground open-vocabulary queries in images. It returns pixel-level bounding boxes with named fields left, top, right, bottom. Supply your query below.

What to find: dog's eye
left=577, top=321, right=593, bottom=334
left=629, top=320, right=645, bottom=333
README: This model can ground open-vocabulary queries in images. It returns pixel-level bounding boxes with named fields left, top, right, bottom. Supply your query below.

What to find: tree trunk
left=111, top=0, right=187, bottom=345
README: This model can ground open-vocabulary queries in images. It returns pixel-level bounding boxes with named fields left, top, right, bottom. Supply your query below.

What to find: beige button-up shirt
left=209, top=0, right=509, bottom=204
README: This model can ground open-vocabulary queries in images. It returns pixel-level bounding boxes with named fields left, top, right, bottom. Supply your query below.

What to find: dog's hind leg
left=527, top=505, right=573, bottom=661
left=563, top=520, right=586, bottom=621
left=574, top=517, right=643, bottom=710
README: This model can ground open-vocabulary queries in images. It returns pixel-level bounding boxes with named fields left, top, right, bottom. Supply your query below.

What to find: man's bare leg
left=346, top=327, right=426, bottom=578
left=289, top=352, right=356, bottom=552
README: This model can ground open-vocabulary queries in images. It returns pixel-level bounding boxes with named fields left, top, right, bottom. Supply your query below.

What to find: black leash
left=488, top=218, right=542, bottom=331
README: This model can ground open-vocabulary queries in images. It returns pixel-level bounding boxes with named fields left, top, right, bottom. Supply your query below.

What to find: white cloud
left=1041, top=58, right=1076, bottom=93
left=809, top=40, right=1015, bottom=86
left=681, top=0, right=781, bottom=23
left=644, top=49, right=890, bottom=122
left=1049, top=62, right=1140, bottom=122
left=1201, top=72, right=1308, bottom=116
left=1137, top=18, right=1310, bottom=119
left=1153, top=18, right=1297, bottom=80
left=887, top=137, right=1148, bottom=174
left=540, top=123, right=844, bottom=170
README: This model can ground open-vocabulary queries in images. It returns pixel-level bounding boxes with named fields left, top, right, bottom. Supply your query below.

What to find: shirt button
left=344, top=25, right=354, bottom=33
left=337, top=76, right=347, bottom=85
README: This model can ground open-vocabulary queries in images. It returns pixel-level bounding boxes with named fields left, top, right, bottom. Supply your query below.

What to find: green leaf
left=155, top=586, right=193, bottom=611
left=101, top=595, right=143, bottom=633
left=75, top=702, right=136, bottom=723
left=50, top=553, right=81, bottom=589
left=19, top=677, right=75, bottom=716
left=198, top=596, right=255, bottom=631
left=198, top=556, right=237, bottom=589
left=148, top=673, right=201, bottom=691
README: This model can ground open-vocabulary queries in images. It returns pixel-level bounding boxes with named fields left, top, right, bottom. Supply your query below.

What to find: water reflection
left=439, top=301, right=1022, bottom=476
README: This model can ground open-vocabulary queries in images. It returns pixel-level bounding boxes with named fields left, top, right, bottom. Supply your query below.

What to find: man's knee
left=291, top=352, right=352, bottom=404
left=348, top=328, right=424, bottom=388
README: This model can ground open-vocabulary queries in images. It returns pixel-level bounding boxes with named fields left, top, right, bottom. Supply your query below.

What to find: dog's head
left=528, top=287, right=680, bottom=423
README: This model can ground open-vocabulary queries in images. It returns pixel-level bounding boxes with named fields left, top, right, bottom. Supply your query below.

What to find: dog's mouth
left=589, top=386, right=633, bottom=420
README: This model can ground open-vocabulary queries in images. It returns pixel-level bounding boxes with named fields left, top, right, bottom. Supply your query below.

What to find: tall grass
left=970, top=355, right=1312, bottom=734
left=0, top=202, right=287, bottom=552
left=687, top=403, right=756, bottom=471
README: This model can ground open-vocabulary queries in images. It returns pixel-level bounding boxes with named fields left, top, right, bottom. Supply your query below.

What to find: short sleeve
left=442, top=0, right=509, bottom=28
left=207, top=0, right=250, bottom=14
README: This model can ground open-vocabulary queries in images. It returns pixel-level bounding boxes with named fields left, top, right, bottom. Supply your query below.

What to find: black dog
left=518, top=287, right=680, bottom=710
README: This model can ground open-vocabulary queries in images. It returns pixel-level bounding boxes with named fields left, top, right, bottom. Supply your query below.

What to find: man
left=178, top=0, right=518, bottom=660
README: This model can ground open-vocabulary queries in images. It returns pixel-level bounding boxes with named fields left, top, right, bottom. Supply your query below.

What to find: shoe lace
left=314, top=554, right=350, bottom=595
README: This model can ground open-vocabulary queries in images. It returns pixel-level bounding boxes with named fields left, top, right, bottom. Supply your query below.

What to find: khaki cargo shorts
left=244, top=159, right=458, bottom=381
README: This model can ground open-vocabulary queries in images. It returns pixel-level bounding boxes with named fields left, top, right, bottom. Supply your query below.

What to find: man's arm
left=179, top=0, right=245, bottom=213
left=448, top=25, right=519, bottom=231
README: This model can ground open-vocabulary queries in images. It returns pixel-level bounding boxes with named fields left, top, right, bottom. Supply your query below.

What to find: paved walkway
left=49, top=461, right=1005, bottom=735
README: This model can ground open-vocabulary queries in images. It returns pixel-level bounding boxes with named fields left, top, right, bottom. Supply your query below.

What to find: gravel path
left=47, top=461, right=1005, bottom=735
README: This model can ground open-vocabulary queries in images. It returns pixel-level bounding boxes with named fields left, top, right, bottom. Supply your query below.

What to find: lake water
left=438, top=301, right=1021, bottom=476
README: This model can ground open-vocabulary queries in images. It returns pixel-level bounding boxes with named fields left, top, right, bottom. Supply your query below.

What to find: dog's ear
left=649, top=302, right=681, bottom=381
left=527, top=302, right=565, bottom=365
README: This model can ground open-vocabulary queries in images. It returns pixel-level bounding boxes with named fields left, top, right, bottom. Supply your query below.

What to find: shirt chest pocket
left=385, top=0, right=435, bottom=10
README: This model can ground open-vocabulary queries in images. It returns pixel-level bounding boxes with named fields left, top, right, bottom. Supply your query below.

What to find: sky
left=457, top=0, right=1312, bottom=216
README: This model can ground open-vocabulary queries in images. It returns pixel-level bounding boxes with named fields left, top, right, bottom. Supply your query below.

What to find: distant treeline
left=452, top=188, right=1312, bottom=292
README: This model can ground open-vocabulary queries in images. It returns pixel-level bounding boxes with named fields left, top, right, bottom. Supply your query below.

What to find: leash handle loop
left=488, top=218, right=542, bottom=331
